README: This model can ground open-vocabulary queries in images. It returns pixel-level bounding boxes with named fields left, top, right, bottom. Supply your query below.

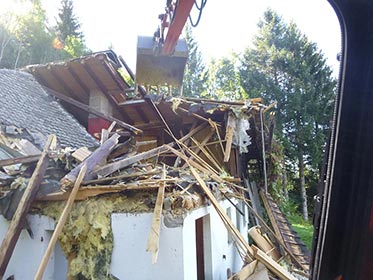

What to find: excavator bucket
left=135, top=36, right=188, bottom=88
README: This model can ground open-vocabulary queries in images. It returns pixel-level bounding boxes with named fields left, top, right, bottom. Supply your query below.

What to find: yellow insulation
left=36, top=193, right=152, bottom=279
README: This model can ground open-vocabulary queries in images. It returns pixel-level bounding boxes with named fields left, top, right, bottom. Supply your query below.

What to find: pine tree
left=56, top=0, right=82, bottom=42
left=239, top=9, right=336, bottom=221
left=182, top=25, right=208, bottom=97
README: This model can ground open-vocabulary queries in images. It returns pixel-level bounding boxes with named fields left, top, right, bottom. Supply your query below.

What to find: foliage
left=0, top=1, right=63, bottom=68
left=240, top=9, right=335, bottom=165
left=63, top=35, right=87, bottom=57
left=0, top=0, right=88, bottom=69
left=208, top=54, right=248, bottom=101
left=239, top=9, right=336, bottom=220
left=182, top=25, right=208, bottom=97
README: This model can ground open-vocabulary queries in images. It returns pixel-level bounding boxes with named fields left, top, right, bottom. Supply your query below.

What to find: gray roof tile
left=0, top=69, right=98, bottom=148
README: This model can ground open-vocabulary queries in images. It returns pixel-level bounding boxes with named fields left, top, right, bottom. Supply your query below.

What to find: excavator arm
left=158, top=0, right=195, bottom=55
left=136, top=0, right=205, bottom=89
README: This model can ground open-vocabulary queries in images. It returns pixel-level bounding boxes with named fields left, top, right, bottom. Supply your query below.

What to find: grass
left=287, top=214, right=314, bottom=250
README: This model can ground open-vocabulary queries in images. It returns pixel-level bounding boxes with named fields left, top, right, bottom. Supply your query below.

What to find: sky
left=28, top=0, right=341, bottom=76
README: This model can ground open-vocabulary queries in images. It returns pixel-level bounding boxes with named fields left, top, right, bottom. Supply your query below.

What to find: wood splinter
left=0, top=135, right=56, bottom=279
left=146, top=164, right=166, bottom=264
left=34, top=165, right=87, bottom=280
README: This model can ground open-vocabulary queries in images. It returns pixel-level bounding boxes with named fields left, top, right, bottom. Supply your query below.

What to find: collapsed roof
left=0, top=51, right=310, bottom=280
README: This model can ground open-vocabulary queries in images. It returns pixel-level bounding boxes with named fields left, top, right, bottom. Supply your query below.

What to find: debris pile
left=0, top=97, right=308, bottom=280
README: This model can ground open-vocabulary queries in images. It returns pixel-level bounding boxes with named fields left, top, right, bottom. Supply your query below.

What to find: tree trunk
left=298, top=152, right=308, bottom=221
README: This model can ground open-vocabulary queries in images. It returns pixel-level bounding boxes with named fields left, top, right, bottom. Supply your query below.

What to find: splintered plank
left=228, top=260, right=258, bottom=280
left=101, top=121, right=117, bottom=144
left=260, top=190, right=283, bottom=244
left=60, top=133, right=120, bottom=188
left=0, top=135, right=56, bottom=278
left=146, top=164, right=166, bottom=263
left=34, top=165, right=87, bottom=280
left=224, top=113, right=236, bottom=162
left=82, top=168, right=159, bottom=185
left=252, top=246, right=296, bottom=280
left=94, top=144, right=171, bottom=178
left=0, top=154, right=41, bottom=167
left=71, top=147, right=91, bottom=162
left=229, top=260, right=270, bottom=280
left=248, top=226, right=281, bottom=262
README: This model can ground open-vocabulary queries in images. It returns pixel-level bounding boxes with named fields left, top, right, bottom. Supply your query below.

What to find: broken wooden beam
left=0, top=154, right=41, bottom=167
left=37, top=182, right=174, bottom=201
left=43, top=86, right=142, bottom=134
left=184, top=97, right=263, bottom=106
left=101, top=121, right=117, bottom=144
left=93, top=144, right=171, bottom=178
left=248, top=226, right=281, bottom=262
left=34, top=165, right=87, bottom=280
left=146, top=165, right=166, bottom=264
left=118, top=55, right=147, bottom=96
left=251, top=245, right=296, bottom=280
left=82, top=168, right=159, bottom=185
left=60, top=133, right=120, bottom=188
left=0, top=135, right=56, bottom=278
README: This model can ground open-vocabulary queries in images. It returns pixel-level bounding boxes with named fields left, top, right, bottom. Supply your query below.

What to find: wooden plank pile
left=0, top=98, right=308, bottom=280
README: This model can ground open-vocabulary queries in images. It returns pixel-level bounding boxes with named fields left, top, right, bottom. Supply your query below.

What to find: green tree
left=13, top=1, right=59, bottom=67
left=182, top=25, right=208, bottom=97
left=56, top=0, right=82, bottom=42
left=56, top=0, right=88, bottom=57
left=0, top=12, right=17, bottom=68
left=0, top=0, right=71, bottom=69
left=239, top=9, right=336, bottom=221
left=208, top=54, right=247, bottom=101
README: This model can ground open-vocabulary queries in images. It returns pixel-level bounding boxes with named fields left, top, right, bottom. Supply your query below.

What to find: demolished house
left=0, top=51, right=310, bottom=280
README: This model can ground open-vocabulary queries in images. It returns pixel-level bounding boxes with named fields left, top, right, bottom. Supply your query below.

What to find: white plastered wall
left=110, top=213, right=184, bottom=280
left=182, top=199, right=249, bottom=280
left=0, top=214, right=67, bottom=280
left=0, top=198, right=248, bottom=280
left=110, top=198, right=248, bottom=280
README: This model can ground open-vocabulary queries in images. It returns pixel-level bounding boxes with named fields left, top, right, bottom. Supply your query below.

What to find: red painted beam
left=162, top=0, right=195, bottom=55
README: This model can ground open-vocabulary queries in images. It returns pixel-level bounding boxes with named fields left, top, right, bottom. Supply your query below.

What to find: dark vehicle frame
left=312, top=1, right=373, bottom=279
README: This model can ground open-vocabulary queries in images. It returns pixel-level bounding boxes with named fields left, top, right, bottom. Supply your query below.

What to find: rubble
left=0, top=93, right=308, bottom=279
